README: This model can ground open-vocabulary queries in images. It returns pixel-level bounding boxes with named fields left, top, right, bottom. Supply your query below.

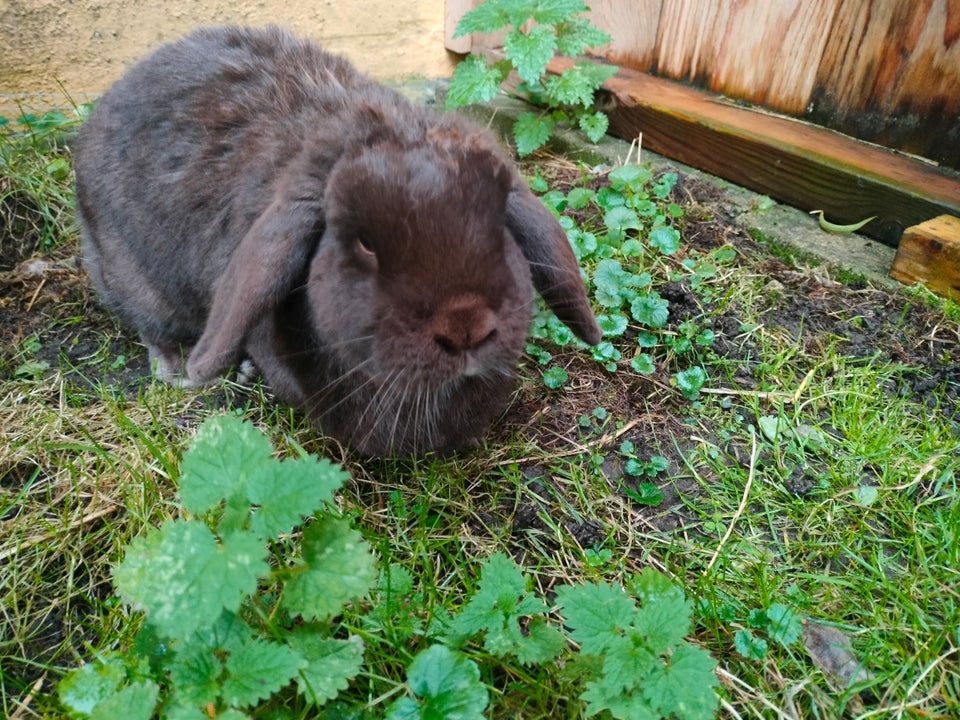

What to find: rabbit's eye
left=356, top=235, right=375, bottom=257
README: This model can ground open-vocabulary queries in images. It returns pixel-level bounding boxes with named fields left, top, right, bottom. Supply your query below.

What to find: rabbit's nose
left=431, top=294, right=498, bottom=355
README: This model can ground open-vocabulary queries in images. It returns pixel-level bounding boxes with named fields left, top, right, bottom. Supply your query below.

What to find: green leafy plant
left=675, top=366, right=708, bottom=401
left=527, top=163, right=725, bottom=405
left=386, top=645, right=488, bottom=720
left=437, top=556, right=718, bottom=719
left=556, top=569, right=719, bottom=718
left=443, top=552, right=567, bottom=664
left=617, top=440, right=667, bottom=506
left=58, top=414, right=375, bottom=718
left=57, top=415, right=718, bottom=719
left=725, top=602, right=804, bottom=662
left=447, top=0, right=617, bottom=155
left=1, top=106, right=90, bottom=258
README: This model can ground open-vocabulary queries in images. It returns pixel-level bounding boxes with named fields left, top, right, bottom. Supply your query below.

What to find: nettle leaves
left=555, top=569, right=719, bottom=720
left=61, top=415, right=375, bottom=719
left=447, top=0, right=617, bottom=155
left=58, top=417, right=719, bottom=719
left=116, top=416, right=367, bottom=636
left=437, top=555, right=719, bottom=720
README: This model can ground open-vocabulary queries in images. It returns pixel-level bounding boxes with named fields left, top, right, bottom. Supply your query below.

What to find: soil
left=3, top=168, right=958, bottom=424
left=3, top=163, right=958, bottom=498
left=1, top=165, right=958, bottom=683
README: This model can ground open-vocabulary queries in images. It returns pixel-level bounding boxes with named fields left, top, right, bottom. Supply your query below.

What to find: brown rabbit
left=74, top=25, right=600, bottom=455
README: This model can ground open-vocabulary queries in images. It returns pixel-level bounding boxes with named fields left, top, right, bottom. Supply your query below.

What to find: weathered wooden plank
left=444, top=0, right=475, bottom=53
left=584, top=0, right=664, bottom=70
left=654, top=0, right=840, bottom=114
left=572, top=59, right=960, bottom=246
left=452, top=0, right=960, bottom=170
left=889, top=215, right=960, bottom=301
left=811, top=0, right=960, bottom=168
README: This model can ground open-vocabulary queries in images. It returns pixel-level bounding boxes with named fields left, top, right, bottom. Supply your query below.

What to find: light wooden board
left=890, top=215, right=960, bottom=300
left=652, top=0, right=840, bottom=114
left=811, top=0, right=960, bottom=166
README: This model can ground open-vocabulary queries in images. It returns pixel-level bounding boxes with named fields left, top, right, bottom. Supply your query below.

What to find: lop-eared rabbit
left=75, top=25, right=600, bottom=455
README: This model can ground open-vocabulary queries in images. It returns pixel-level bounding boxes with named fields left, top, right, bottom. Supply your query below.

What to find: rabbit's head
left=311, top=140, right=532, bottom=385
left=185, top=125, right=598, bottom=454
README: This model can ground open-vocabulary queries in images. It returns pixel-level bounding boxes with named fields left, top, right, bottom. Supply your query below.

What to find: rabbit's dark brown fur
left=75, top=25, right=600, bottom=455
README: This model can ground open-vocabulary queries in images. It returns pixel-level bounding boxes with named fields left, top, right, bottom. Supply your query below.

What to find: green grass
left=0, top=106, right=87, bottom=267
left=1, top=108, right=958, bottom=718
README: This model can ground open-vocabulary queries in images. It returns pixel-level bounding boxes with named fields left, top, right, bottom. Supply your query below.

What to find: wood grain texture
left=654, top=0, right=840, bottom=114
left=574, top=59, right=960, bottom=246
left=811, top=0, right=960, bottom=167
left=889, top=215, right=960, bottom=300
left=448, top=0, right=960, bottom=167
left=585, top=0, right=664, bottom=69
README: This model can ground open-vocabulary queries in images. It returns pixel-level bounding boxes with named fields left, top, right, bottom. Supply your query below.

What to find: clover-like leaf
left=649, top=225, right=681, bottom=255
left=609, top=165, right=653, bottom=193
left=593, top=258, right=633, bottom=308
left=734, top=629, right=769, bottom=661
left=675, top=366, right=708, bottom=401
left=597, top=313, right=629, bottom=337
left=569, top=228, right=599, bottom=260
left=630, top=293, right=669, bottom=328
left=766, top=603, right=803, bottom=648
left=630, top=353, right=656, bottom=374
left=566, top=187, right=596, bottom=209
left=604, top=206, right=641, bottom=241
left=542, top=365, right=569, bottom=389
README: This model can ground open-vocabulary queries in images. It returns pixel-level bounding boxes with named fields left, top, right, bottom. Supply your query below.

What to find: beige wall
left=0, top=0, right=458, bottom=108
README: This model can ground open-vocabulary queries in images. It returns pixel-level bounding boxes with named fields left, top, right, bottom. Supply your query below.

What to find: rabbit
left=74, top=24, right=601, bottom=456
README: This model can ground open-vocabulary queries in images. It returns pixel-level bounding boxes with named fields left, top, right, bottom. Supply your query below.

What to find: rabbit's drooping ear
left=506, top=180, right=602, bottom=345
left=186, top=197, right=322, bottom=382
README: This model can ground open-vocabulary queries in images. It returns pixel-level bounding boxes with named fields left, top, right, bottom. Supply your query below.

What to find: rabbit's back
left=75, top=25, right=403, bottom=346
left=75, top=25, right=602, bottom=454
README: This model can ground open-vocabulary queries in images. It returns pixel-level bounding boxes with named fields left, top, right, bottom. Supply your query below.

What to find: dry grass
left=2, top=108, right=959, bottom=718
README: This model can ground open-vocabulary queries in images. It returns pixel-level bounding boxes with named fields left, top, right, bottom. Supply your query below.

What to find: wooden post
left=445, top=0, right=473, bottom=54
left=889, top=215, right=960, bottom=301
